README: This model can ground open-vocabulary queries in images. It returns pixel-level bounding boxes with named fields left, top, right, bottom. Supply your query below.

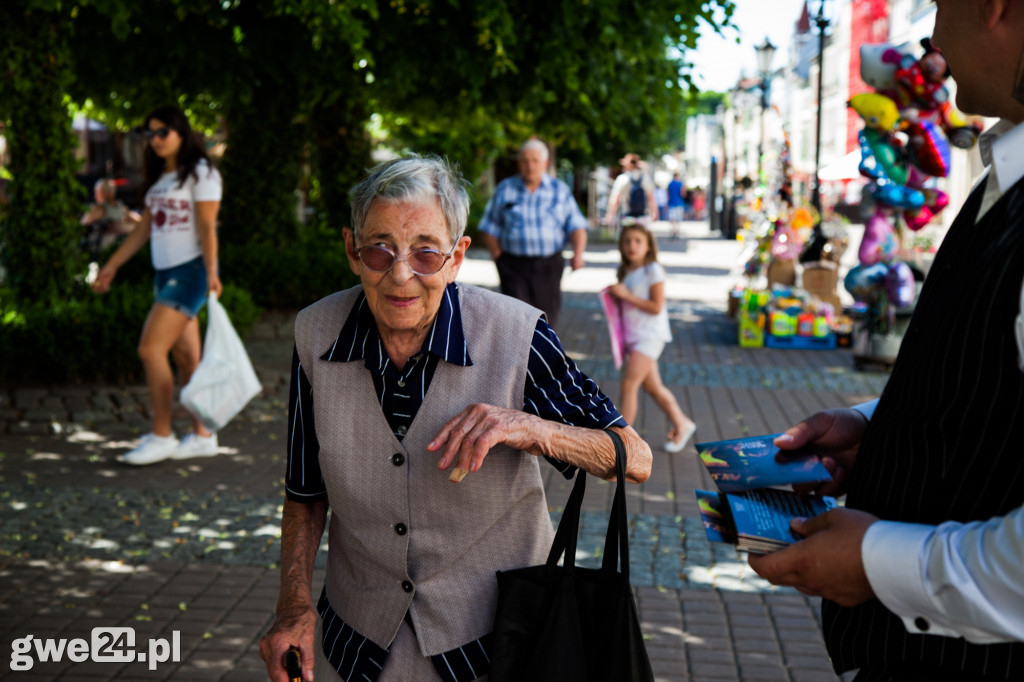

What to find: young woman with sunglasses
left=93, top=105, right=224, bottom=465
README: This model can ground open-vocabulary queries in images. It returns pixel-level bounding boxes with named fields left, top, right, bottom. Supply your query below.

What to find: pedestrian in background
left=749, top=1, right=1024, bottom=678
left=608, top=223, right=696, bottom=453
left=667, top=172, right=686, bottom=238
left=477, top=139, right=588, bottom=329
left=80, top=178, right=141, bottom=255
left=605, top=153, right=658, bottom=229
left=92, top=105, right=223, bottom=465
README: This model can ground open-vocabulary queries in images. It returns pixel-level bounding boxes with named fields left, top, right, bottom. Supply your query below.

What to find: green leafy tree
left=3, top=0, right=736, bottom=306
left=370, top=0, right=735, bottom=174
left=0, top=1, right=85, bottom=301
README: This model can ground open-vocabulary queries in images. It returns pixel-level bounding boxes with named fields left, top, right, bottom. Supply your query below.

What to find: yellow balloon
left=849, top=93, right=899, bottom=131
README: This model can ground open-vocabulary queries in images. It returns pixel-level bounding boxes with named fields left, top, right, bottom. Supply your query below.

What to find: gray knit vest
left=294, top=283, right=555, bottom=656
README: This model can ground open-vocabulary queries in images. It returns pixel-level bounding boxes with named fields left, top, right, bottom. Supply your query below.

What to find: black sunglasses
left=356, top=243, right=457, bottom=276
left=143, top=126, right=172, bottom=141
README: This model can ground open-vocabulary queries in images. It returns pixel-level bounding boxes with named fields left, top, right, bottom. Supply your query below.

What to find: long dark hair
left=142, top=105, right=212, bottom=195
left=616, top=224, right=659, bottom=282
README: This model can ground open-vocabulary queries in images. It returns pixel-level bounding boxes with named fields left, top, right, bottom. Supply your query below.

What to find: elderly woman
left=259, top=156, right=652, bottom=682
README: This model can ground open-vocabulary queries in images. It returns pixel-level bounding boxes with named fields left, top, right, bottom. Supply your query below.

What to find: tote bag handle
left=545, top=429, right=630, bottom=584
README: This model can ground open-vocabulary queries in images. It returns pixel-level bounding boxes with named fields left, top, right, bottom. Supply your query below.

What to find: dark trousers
left=495, top=251, right=565, bottom=329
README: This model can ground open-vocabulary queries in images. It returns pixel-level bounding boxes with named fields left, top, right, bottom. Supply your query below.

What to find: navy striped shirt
left=285, top=282, right=622, bottom=681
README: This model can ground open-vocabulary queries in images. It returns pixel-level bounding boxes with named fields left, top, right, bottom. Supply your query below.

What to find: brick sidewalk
left=0, top=221, right=875, bottom=680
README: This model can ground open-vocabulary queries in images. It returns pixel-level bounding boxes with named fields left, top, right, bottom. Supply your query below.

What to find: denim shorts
left=154, top=256, right=208, bottom=318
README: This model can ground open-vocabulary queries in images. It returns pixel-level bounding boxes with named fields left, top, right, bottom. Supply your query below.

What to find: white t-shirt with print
left=145, top=159, right=222, bottom=270
left=621, top=262, right=672, bottom=346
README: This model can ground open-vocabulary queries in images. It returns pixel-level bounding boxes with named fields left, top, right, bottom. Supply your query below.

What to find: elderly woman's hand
left=258, top=605, right=317, bottom=682
left=429, top=404, right=547, bottom=481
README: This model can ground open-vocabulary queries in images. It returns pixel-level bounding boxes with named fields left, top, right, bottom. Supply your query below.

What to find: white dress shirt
left=859, top=119, right=1024, bottom=644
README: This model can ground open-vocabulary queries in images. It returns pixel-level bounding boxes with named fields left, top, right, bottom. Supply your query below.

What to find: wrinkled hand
left=607, top=283, right=630, bottom=301
left=748, top=507, right=879, bottom=607
left=776, top=408, right=868, bottom=497
left=428, top=404, right=545, bottom=482
left=92, top=265, right=117, bottom=294
left=258, top=606, right=317, bottom=682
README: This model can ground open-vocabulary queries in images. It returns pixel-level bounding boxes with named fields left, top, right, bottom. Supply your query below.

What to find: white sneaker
left=172, top=433, right=219, bottom=460
left=121, top=433, right=179, bottom=466
left=664, top=423, right=697, bottom=454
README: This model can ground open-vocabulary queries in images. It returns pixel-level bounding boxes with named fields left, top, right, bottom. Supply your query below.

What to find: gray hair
left=348, top=155, right=470, bottom=245
left=518, top=139, right=549, bottom=160
left=94, top=179, right=116, bottom=199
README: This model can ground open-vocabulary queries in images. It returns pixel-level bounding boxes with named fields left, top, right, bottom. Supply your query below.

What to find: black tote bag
left=489, top=429, right=654, bottom=682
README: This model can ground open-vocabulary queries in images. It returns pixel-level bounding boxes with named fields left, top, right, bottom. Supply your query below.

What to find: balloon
left=790, top=206, right=817, bottom=232
left=859, top=211, right=900, bottom=266
left=893, top=47, right=949, bottom=113
left=885, top=262, right=916, bottom=307
left=859, top=128, right=909, bottom=185
left=904, top=189, right=949, bottom=231
left=849, top=93, right=900, bottom=132
left=845, top=262, right=891, bottom=299
left=938, top=101, right=984, bottom=149
left=905, top=119, right=951, bottom=177
left=869, top=182, right=925, bottom=210
left=859, top=43, right=911, bottom=91
left=770, top=225, right=802, bottom=260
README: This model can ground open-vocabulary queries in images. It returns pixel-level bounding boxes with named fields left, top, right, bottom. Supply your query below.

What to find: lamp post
left=801, top=0, right=830, bottom=262
left=811, top=0, right=829, bottom=216
left=754, top=37, right=776, bottom=185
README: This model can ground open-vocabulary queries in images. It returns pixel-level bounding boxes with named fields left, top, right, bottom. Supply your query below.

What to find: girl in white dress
left=608, top=225, right=696, bottom=452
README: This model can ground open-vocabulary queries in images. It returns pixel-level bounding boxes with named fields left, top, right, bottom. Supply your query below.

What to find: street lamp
left=802, top=0, right=831, bottom=262
left=754, top=37, right=776, bottom=184
left=811, top=0, right=829, bottom=215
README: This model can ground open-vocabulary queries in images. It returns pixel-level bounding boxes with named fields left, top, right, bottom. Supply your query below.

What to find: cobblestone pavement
left=0, top=221, right=870, bottom=680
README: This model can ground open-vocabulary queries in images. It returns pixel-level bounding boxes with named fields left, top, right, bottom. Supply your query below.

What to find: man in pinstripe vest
left=749, top=1, right=1024, bottom=680
left=258, top=156, right=652, bottom=682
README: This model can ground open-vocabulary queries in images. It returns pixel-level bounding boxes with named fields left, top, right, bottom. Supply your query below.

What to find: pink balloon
left=859, top=211, right=899, bottom=265
left=771, top=226, right=802, bottom=260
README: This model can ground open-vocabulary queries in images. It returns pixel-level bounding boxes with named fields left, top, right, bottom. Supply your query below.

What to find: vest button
left=402, top=580, right=414, bottom=593
left=914, top=617, right=930, bottom=632
left=391, top=453, right=405, bottom=466
left=395, top=522, right=407, bottom=535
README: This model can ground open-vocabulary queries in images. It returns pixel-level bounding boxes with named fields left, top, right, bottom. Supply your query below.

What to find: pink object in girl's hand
left=600, top=287, right=625, bottom=369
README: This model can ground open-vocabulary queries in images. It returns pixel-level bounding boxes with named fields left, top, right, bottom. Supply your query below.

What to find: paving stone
left=9, top=421, right=51, bottom=435
left=12, top=389, right=47, bottom=410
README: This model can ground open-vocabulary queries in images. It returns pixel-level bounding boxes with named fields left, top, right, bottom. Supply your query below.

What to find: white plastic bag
left=181, top=292, right=263, bottom=432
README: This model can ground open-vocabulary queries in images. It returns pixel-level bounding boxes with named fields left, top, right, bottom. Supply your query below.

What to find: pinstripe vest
left=824, top=178, right=1024, bottom=679
left=294, top=284, right=555, bottom=657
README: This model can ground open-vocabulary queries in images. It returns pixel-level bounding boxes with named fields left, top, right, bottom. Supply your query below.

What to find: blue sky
left=686, top=0, right=811, bottom=92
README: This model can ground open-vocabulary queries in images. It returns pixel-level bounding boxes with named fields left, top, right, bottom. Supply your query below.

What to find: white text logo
left=10, top=628, right=181, bottom=671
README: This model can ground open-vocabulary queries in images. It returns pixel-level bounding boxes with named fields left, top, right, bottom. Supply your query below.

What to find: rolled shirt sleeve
left=862, top=507, right=1024, bottom=644
left=285, top=344, right=326, bottom=502
left=523, top=317, right=624, bottom=478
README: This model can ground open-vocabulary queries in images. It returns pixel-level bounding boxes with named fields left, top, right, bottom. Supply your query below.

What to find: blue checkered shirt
left=477, top=174, right=589, bottom=257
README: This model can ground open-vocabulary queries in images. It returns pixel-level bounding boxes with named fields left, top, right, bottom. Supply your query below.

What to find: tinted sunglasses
left=143, top=126, right=172, bottom=141
left=356, top=243, right=457, bottom=276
